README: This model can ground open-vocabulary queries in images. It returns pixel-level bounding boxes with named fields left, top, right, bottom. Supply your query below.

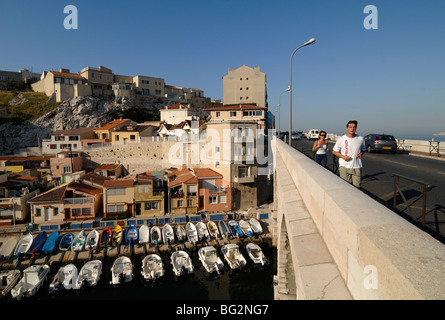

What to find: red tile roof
left=28, top=185, right=67, bottom=202
left=94, top=163, right=121, bottom=170
left=193, top=168, right=223, bottom=179
left=50, top=71, right=85, bottom=79
left=68, top=181, right=102, bottom=195
left=103, top=179, right=134, bottom=188
left=52, top=128, right=95, bottom=136
left=162, top=103, right=197, bottom=112
left=95, top=119, right=131, bottom=131
left=204, top=105, right=267, bottom=111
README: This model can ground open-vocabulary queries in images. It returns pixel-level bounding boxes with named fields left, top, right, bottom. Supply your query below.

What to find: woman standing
left=312, top=130, right=329, bottom=167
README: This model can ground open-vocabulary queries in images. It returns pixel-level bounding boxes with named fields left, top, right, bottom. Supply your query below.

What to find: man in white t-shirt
left=332, top=120, right=366, bottom=188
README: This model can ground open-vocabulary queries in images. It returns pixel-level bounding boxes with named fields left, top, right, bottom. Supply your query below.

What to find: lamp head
left=304, top=38, right=316, bottom=46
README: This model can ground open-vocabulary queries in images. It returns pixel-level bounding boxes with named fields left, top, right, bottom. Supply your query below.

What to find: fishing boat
left=185, top=222, right=198, bottom=245
left=150, top=226, right=162, bottom=245
left=221, top=243, right=246, bottom=270
left=75, top=260, right=102, bottom=289
left=41, top=231, right=59, bottom=255
left=196, top=222, right=209, bottom=241
left=85, top=229, right=99, bottom=250
left=207, top=221, right=219, bottom=239
left=14, top=233, right=33, bottom=260
left=198, top=246, right=224, bottom=274
left=0, top=270, right=21, bottom=298
left=125, top=225, right=139, bottom=244
left=171, top=250, right=193, bottom=277
left=239, top=220, right=253, bottom=238
left=59, top=233, right=74, bottom=251
left=175, top=224, right=186, bottom=242
left=11, top=264, right=50, bottom=300
left=138, top=225, right=150, bottom=244
left=71, top=230, right=86, bottom=252
left=162, top=223, right=175, bottom=244
left=28, top=231, right=47, bottom=257
left=99, top=227, right=112, bottom=247
left=141, top=254, right=164, bottom=282
left=249, top=218, right=263, bottom=235
left=49, top=264, right=78, bottom=293
left=0, top=236, right=19, bottom=262
left=113, top=225, right=123, bottom=246
left=228, top=220, right=243, bottom=238
left=110, top=256, right=133, bottom=285
left=218, top=220, right=230, bottom=239
left=246, top=243, right=267, bottom=265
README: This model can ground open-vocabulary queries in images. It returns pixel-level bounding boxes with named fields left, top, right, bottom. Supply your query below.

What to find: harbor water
left=3, top=238, right=275, bottom=301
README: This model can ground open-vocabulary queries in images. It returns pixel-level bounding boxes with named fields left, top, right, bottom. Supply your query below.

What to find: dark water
left=7, top=239, right=275, bottom=301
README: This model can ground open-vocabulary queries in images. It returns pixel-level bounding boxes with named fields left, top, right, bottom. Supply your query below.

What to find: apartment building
left=133, top=172, right=165, bottom=217
left=222, top=65, right=267, bottom=108
left=204, top=104, right=267, bottom=130
left=133, top=75, right=165, bottom=97
left=80, top=66, right=114, bottom=95
left=160, top=103, right=198, bottom=123
left=167, top=169, right=198, bottom=215
left=50, top=151, right=84, bottom=178
left=42, top=127, right=95, bottom=154
left=103, top=179, right=135, bottom=219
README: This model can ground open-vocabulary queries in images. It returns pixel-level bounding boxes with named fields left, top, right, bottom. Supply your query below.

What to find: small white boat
left=171, top=250, right=193, bottom=277
left=162, top=223, right=175, bottom=244
left=246, top=243, right=267, bottom=265
left=0, top=236, right=19, bottom=262
left=14, top=233, right=33, bottom=259
left=207, top=221, right=219, bottom=239
left=221, top=244, right=246, bottom=270
left=218, top=220, right=230, bottom=239
left=196, top=222, right=209, bottom=241
left=185, top=222, right=198, bottom=245
left=11, top=264, right=50, bottom=299
left=76, top=260, right=102, bottom=289
left=0, top=269, right=21, bottom=298
left=85, top=229, right=99, bottom=250
left=141, top=254, right=164, bottom=281
left=110, top=256, right=133, bottom=285
left=139, top=225, right=150, bottom=244
left=198, top=246, right=224, bottom=274
left=150, top=226, right=162, bottom=245
left=71, top=230, right=86, bottom=252
left=249, top=218, right=263, bottom=235
left=239, top=220, right=253, bottom=238
left=49, top=264, right=78, bottom=293
left=176, top=224, right=186, bottom=241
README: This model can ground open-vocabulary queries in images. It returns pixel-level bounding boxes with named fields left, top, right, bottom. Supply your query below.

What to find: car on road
left=306, top=129, right=319, bottom=140
left=292, top=131, right=304, bottom=140
left=364, top=134, right=397, bottom=153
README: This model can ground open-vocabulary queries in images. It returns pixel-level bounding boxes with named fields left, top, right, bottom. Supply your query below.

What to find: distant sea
left=394, top=134, right=445, bottom=142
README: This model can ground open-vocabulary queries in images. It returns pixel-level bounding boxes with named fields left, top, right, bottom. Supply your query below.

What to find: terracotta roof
left=168, top=171, right=198, bottom=187
left=8, top=174, right=37, bottom=181
left=94, top=163, right=121, bottom=171
left=95, top=119, right=131, bottom=131
left=161, top=103, right=197, bottom=112
left=68, top=181, right=102, bottom=195
left=81, top=172, right=111, bottom=186
left=52, top=128, right=95, bottom=136
left=114, top=125, right=152, bottom=133
left=204, top=105, right=267, bottom=111
left=28, top=185, right=67, bottom=202
left=50, top=71, right=85, bottom=79
left=103, top=179, right=134, bottom=188
left=193, top=168, right=223, bottom=179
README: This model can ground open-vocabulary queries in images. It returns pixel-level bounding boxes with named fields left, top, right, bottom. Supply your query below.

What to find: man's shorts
left=339, top=167, right=362, bottom=188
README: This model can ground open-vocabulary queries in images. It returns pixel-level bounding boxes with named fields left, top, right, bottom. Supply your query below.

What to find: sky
left=1, top=0, right=444, bottom=136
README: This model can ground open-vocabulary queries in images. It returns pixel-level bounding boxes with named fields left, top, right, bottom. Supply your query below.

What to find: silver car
left=364, top=134, right=397, bottom=153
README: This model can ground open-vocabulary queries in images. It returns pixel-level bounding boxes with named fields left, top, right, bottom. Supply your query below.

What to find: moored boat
left=49, top=264, right=78, bottom=293
left=218, top=220, right=230, bottom=239
left=207, top=221, right=219, bottom=239
left=59, top=233, right=73, bottom=251
left=99, top=227, right=112, bottom=247
left=150, top=226, right=162, bottom=245
left=113, top=225, right=123, bottom=246
left=162, top=223, right=175, bottom=244
left=228, top=221, right=243, bottom=238
left=139, top=225, right=150, bottom=244
left=76, top=260, right=102, bottom=289
left=249, top=218, right=263, bottom=235
left=0, top=270, right=21, bottom=298
left=41, top=231, right=59, bottom=255
left=171, top=250, right=193, bottom=277
left=239, top=220, right=253, bottom=238
left=28, top=231, right=47, bottom=257
left=175, top=224, right=186, bottom=242
left=221, top=243, right=246, bottom=270
left=125, top=225, right=139, bottom=244
left=196, top=222, right=209, bottom=241
left=198, top=246, right=224, bottom=274
left=246, top=243, right=267, bottom=265
left=14, top=233, right=33, bottom=260
left=11, top=264, right=50, bottom=299
left=110, top=256, right=133, bottom=285
left=71, top=230, right=86, bottom=252
left=185, top=222, right=198, bottom=245
left=0, top=236, right=19, bottom=262
left=85, top=229, right=99, bottom=250
left=141, top=254, right=164, bottom=281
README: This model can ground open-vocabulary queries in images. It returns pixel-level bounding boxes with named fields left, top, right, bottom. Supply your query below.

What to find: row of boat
left=1, top=241, right=267, bottom=299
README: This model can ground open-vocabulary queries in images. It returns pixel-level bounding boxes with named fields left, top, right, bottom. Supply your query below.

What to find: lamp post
left=289, top=38, right=316, bottom=145
left=277, top=87, right=290, bottom=139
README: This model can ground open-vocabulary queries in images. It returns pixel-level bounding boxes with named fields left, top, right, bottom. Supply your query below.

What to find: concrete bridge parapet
left=274, top=139, right=445, bottom=300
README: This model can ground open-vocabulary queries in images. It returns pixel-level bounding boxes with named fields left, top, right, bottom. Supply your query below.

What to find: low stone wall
left=275, top=139, right=445, bottom=299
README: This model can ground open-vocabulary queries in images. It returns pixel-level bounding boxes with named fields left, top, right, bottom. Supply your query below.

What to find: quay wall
left=274, top=139, right=445, bottom=299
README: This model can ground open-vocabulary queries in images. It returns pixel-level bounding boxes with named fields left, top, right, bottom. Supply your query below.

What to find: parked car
left=306, top=129, right=319, bottom=140
left=291, top=131, right=304, bottom=140
left=364, top=134, right=397, bottom=153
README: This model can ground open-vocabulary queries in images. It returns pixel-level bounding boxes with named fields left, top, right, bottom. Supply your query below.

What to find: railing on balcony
left=64, top=197, right=94, bottom=205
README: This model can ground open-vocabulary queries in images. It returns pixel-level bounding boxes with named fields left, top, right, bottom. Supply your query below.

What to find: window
left=54, top=207, right=59, bottom=216
left=68, top=136, right=79, bottom=141
left=177, top=200, right=183, bottom=207
left=215, top=161, right=220, bottom=168
left=144, top=186, right=148, bottom=193
left=145, top=202, right=159, bottom=210
left=187, top=199, right=193, bottom=207
left=216, top=112, right=220, bottom=117
left=54, top=136, right=64, bottom=141
left=215, top=146, right=220, bottom=153
left=36, top=208, right=41, bottom=217
left=50, top=144, right=57, bottom=149
left=115, top=135, right=120, bottom=141
left=187, top=185, right=197, bottom=196
left=91, top=72, right=95, bottom=78
left=138, top=186, right=143, bottom=193
left=130, top=135, right=136, bottom=141
left=219, top=195, right=226, bottom=204
left=209, top=196, right=217, bottom=204
left=238, top=166, right=249, bottom=178
left=72, top=208, right=81, bottom=216
left=108, top=188, right=125, bottom=195
left=107, top=205, right=115, bottom=213
left=63, top=165, right=71, bottom=174
left=99, top=74, right=102, bottom=80
left=82, top=208, right=91, bottom=215
left=230, top=111, right=237, bottom=117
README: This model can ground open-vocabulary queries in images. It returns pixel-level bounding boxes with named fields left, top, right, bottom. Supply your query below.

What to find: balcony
left=64, top=197, right=94, bottom=205
left=233, top=175, right=255, bottom=184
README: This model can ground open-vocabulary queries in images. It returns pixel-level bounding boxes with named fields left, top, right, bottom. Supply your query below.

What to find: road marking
left=382, top=159, right=418, bottom=168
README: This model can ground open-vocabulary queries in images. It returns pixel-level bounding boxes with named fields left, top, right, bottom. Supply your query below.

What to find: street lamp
left=289, top=38, right=316, bottom=145
left=277, top=87, right=290, bottom=139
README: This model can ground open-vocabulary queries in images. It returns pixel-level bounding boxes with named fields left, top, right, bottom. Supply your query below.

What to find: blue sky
left=1, top=0, right=444, bottom=136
